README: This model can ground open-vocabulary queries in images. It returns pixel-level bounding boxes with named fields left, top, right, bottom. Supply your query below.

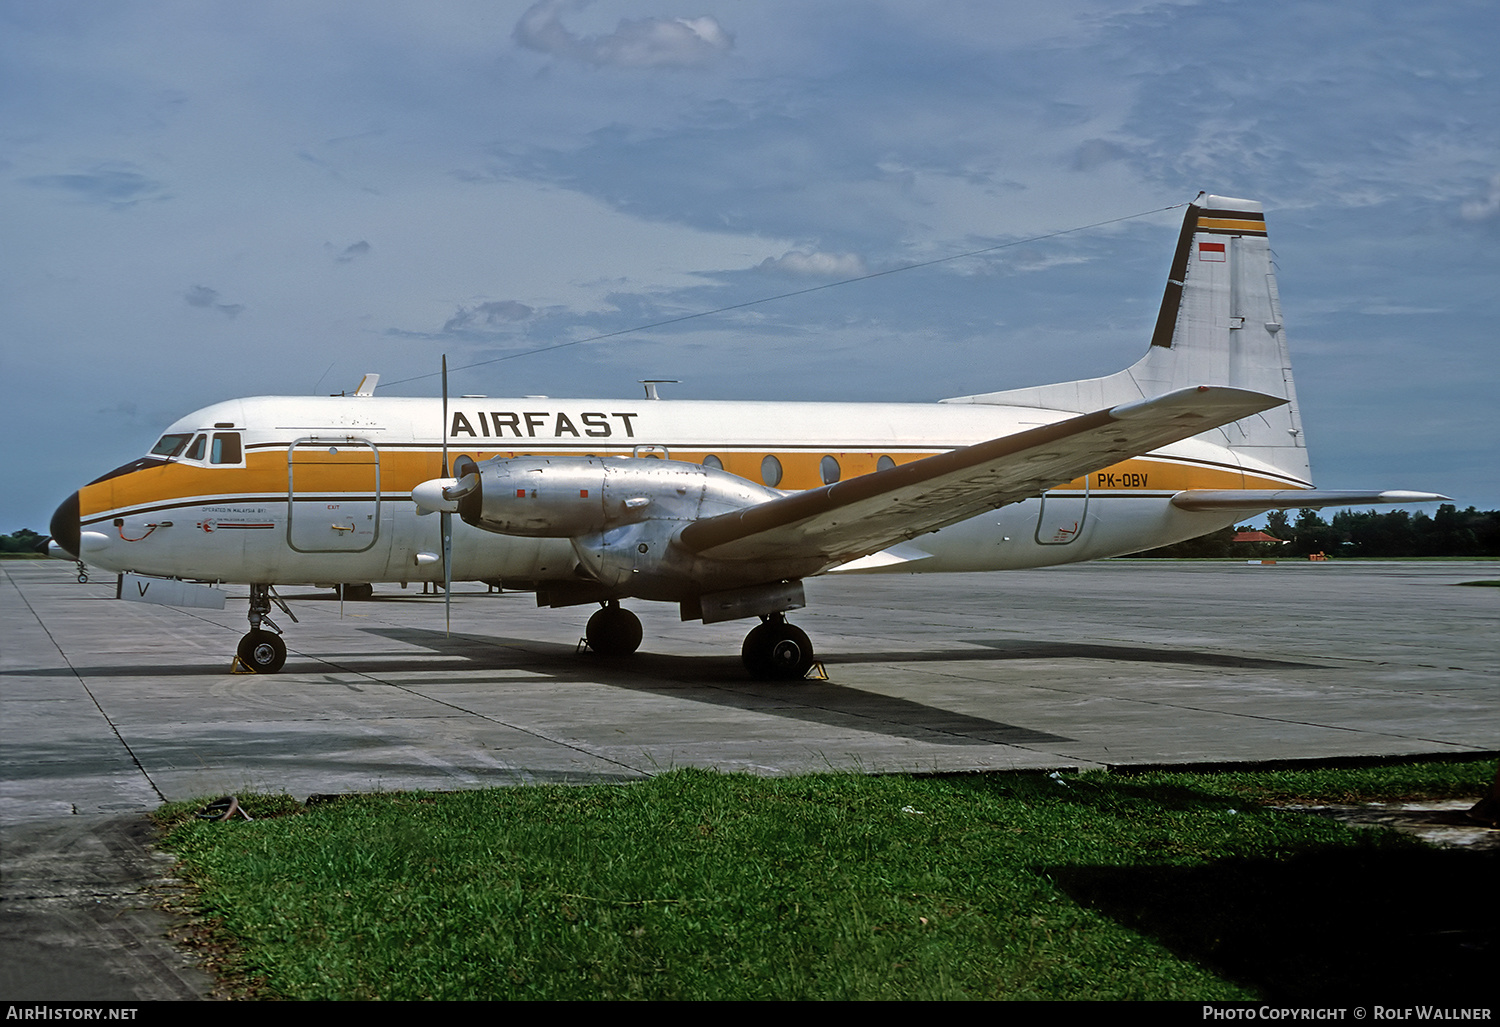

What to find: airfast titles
left=449, top=410, right=640, bottom=439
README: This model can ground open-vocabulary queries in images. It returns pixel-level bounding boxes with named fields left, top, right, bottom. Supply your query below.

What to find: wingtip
left=1108, top=385, right=1284, bottom=422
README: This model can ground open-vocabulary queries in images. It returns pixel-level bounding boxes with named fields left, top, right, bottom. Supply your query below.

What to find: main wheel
left=237, top=630, right=287, bottom=673
left=742, top=621, right=814, bottom=680
left=585, top=604, right=642, bottom=657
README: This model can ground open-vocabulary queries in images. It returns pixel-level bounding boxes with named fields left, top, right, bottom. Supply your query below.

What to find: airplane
left=46, top=193, right=1447, bottom=679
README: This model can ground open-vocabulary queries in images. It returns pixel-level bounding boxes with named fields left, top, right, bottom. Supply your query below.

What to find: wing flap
left=679, top=386, right=1285, bottom=565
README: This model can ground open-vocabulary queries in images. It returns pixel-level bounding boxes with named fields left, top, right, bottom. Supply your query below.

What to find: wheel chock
left=230, top=655, right=257, bottom=674
left=805, top=661, right=829, bottom=680
left=196, top=796, right=253, bottom=822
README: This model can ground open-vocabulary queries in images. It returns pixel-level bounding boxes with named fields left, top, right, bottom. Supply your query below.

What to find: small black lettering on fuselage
left=1095, top=472, right=1148, bottom=488
left=450, top=411, right=640, bottom=439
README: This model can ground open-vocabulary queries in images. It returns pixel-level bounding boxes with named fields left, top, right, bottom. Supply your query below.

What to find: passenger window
left=186, top=434, right=207, bottom=461
left=820, top=455, right=841, bottom=484
left=877, top=455, right=896, bottom=473
left=760, top=455, right=782, bottom=487
left=150, top=433, right=192, bottom=458
left=211, top=433, right=242, bottom=464
left=702, top=455, right=723, bottom=471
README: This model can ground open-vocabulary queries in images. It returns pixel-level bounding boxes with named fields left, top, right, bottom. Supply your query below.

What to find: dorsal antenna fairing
left=640, top=380, right=679, bottom=400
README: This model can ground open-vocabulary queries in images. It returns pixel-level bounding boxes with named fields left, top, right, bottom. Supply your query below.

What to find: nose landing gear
left=742, top=613, right=814, bottom=680
left=235, top=584, right=297, bottom=673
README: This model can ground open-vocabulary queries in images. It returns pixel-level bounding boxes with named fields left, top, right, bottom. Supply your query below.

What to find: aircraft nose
left=49, top=491, right=81, bottom=559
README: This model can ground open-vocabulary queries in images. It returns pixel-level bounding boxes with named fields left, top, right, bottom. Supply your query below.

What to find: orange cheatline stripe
left=77, top=449, right=1301, bottom=519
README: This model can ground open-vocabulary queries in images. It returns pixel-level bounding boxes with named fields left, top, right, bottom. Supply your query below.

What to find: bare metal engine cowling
left=456, top=455, right=779, bottom=538
left=455, top=455, right=801, bottom=598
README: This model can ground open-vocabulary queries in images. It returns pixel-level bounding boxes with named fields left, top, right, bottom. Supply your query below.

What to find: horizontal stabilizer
left=679, top=385, right=1285, bottom=566
left=1171, top=489, right=1450, bottom=512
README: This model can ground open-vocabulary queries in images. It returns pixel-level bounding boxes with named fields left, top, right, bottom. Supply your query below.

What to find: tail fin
left=943, top=193, right=1311, bottom=486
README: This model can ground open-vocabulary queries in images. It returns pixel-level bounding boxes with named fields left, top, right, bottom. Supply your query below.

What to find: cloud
left=1460, top=174, right=1500, bottom=222
left=183, top=286, right=244, bottom=318
left=23, top=163, right=169, bottom=209
left=335, top=240, right=371, bottom=263
left=443, top=300, right=537, bottom=333
left=757, top=250, right=868, bottom=277
left=514, top=0, right=733, bottom=69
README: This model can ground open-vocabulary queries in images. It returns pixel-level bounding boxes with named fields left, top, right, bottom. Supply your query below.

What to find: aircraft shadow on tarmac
left=961, top=639, right=1323, bottom=670
left=357, top=626, right=1076, bottom=747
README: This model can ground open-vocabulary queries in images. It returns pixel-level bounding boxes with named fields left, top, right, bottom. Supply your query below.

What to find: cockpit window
left=211, top=432, right=242, bottom=464
left=150, top=433, right=192, bottom=458
left=186, top=434, right=207, bottom=461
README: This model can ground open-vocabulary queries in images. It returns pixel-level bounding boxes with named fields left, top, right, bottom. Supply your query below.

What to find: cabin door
left=1034, top=485, right=1089, bottom=546
left=287, top=438, right=381, bottom=553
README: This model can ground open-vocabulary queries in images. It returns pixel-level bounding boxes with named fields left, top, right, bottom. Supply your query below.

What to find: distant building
left=1233, top=530, right=1285, bottom=544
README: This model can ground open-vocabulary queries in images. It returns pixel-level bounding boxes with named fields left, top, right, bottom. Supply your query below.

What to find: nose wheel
left=742, top=614, right=814, bottom=680
left=236, top=630, right=286, bottom=673
left=235, top=583, right=296, bottom=673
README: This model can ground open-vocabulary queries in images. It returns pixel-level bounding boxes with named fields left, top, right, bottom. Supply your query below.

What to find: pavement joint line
left=3, top=567, right=167, bottom=806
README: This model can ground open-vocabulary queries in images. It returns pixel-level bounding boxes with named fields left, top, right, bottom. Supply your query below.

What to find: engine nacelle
left=457, top=455, right=778, bottom=539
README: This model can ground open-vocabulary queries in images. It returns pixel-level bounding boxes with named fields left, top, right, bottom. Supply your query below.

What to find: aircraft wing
left=678, top=386, right=1285, bottom=565
left=1171, top=489, right=1450, bottom=511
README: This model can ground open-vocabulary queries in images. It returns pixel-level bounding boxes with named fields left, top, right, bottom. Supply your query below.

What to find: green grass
left=155, top=759, right=1496, bottom=1001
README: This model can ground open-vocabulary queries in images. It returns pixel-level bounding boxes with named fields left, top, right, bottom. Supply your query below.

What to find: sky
left=3, top=0, right=1496, bottom=533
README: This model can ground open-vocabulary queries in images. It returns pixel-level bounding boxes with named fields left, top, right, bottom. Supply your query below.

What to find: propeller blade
left=442, top=510, right=453, bottom=637
left=441, top=355, right=451, bottom=637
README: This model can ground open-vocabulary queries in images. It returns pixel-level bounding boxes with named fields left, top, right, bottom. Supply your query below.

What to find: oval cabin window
left=820, top=455, right=841, bottom=484
left=760, top=455, right=783, bottom=487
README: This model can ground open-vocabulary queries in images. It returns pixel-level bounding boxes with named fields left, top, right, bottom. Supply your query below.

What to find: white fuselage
left=68, top=392, right=1299, bottom=588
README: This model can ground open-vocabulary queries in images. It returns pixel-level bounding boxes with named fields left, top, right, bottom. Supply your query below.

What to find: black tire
left=742, top=622, right=813, bottom=680
left=586, top=605, right=642, bottom=657
left=237, top=630, right=287, bottom=673
left=335, top=584, right=374, bottom=601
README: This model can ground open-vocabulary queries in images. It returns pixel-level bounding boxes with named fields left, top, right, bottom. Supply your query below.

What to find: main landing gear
left=741, top=613, right=815, bottom=681
left=585, top=600, right=643, bottom=658
left=584, top=603, right=814, bottom=679
left=236, top=584, right=297, bottom=673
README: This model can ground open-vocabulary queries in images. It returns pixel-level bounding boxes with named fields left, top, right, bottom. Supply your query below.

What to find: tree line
left=1127, top=504, right=1500, bottom=559
left=0, top=528, right=45, bottom=555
